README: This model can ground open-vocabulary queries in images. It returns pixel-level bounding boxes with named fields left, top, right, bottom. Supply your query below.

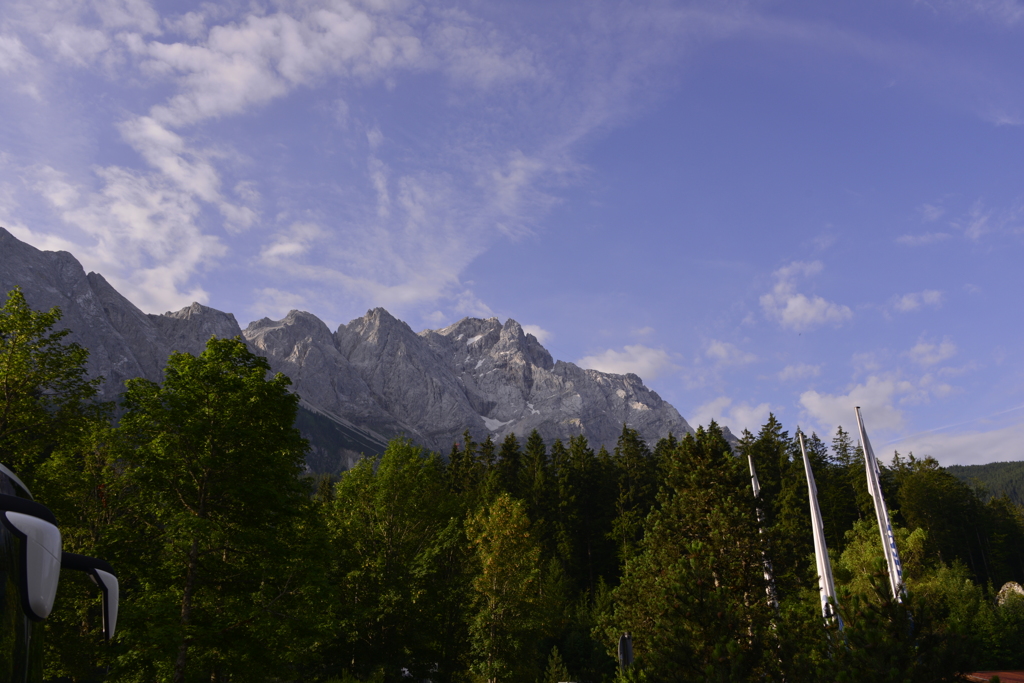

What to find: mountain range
left=0, top=227, right=695, bottom=472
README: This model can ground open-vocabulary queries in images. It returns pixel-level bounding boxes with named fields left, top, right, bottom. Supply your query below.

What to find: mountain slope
left=946, top=461, right=1024, bottom=508
left=1, top=227, right=693, bottom=466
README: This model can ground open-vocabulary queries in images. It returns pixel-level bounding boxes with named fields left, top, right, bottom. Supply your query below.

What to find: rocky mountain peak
left=245, top=310, right=335, bottom=359
left=148, top=302, right=243, bottom=357
left=336, top=307, right=419, bottom=354
left=2, top=228, right=697, bottom=460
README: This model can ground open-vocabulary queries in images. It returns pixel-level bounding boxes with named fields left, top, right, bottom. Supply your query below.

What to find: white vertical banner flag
left=855, top=407, right=906, bottom=601
left=798, top=432, right=841, bottom=625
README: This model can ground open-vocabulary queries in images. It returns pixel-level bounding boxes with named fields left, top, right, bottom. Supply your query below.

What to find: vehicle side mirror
left=61, top=553, right=119, bottom=640
left=0, top=495, right=62, bottom=621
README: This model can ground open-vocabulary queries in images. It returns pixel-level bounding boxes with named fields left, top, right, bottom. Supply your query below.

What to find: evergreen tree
left=553, top=435, right=618, bottom=593
left=605, top=423, right=774, bottom=681
left=738, top=415, right=812, bottom=597
left=522, top=429, right=554, bottom=556
left=496, top=432, right=524, bottom=500
left=610, top=426, right=657, bottom=565
left=479, top=433, right=497, bottom=468
left=447, top=429, right=484, bottom=497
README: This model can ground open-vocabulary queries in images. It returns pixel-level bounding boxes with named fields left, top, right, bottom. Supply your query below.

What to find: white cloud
left=896, top=232, right=951, bottom=246
left=141, top=8, right=428, bottom=129
left=522, top=324, right=551, bottom=344
left=368, top=155, right=391, bottom=218
left=800, top=375, right=911, bottom=437
left=906, top=336, right=957, bottom=366
left=118, top=116, right=257, bottom=231
left=691, top=396, right=772, bottom=434
left=577, top=344, right=678, bottom=381
left=893, top=421, right=1024, bottom=466
left=947, top=199, right=1024, bottom=241
left=927, top=0, right=1024, bottom=26
left=891, top=289, right=943, bottom=312
left=919, top=203, right=945, bottom=222
left=23, top=164, right=225, bottom=312
left=94, top=0, right=162, bottom=34
left=961, top=201, right=992, bottom=240
left=43, top=23, right=111, bottom=66
left=249, top=287, right=308, bottom=322
left=778, top=363, right=822, bottom=381
left=705, top=339, right=756, bottom=366
left=760, top=260, right=852, bottom=331
left=259, top=222, right=326, bottom=264
left=430, top=10, right=541, bottom=89
left=0, top=34, right=36, bottom=73
left=119, top=116, right=220, bottom=201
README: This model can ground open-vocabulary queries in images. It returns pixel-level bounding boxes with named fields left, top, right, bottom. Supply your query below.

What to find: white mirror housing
left=1, top=510, right=62, bottom=621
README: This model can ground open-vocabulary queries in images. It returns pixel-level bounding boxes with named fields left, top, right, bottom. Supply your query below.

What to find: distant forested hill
left=946, top=461, right=1024, bottom=507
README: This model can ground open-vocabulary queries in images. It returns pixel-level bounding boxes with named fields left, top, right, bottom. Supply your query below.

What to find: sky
left=1, top=0, right=1023, bottom=466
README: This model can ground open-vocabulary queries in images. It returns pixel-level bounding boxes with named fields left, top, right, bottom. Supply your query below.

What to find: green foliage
left=829, top=568, right=971, bottom=683
left=542, top=645, right=571, bottom=683
left=1, top=285, right=1018, bottom=683
left=946, top=460, right=1024, bottom=507
left=466, top=493, right=545, bottom=683
left=553, top=435, right=618, bottom=594
left=113, top=337, right=311, bottom=682
left=609, top=426, right=658, bottom=565
left=0, top=287, right=106, bottom=483
left=604, top=423, right=776, bottom=682
left=317, top=438, right=466, bottom=682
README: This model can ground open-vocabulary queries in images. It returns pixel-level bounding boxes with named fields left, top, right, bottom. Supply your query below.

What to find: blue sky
left=2, top=0, right=1023, bottom=465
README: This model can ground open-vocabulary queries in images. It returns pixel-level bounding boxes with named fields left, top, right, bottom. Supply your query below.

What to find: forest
left=3, top=286, right=1024, bottom=683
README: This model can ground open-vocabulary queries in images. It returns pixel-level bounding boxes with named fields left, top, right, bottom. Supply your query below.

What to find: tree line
left=3, top=287, right=1023, bottom=682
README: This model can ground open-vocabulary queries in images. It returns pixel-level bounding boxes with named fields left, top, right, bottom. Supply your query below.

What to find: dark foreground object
left=966, top=672, right=1024, bottom=682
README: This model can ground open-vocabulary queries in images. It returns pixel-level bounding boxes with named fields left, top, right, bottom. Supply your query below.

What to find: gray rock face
left=1, top=227, right=694, bottom=455
left=149, top=302, right=244, bottom=356
left=244, top=308, right=693, bottom=452
left=244, top=311, right=400, bottom=442
left=418, top=316, right=692, bottom=449
left=0, top=228, right=242, bottom=401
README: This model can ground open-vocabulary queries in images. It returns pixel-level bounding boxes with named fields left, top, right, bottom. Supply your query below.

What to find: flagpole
left=748, top=453, right=779, bottom=612
left=798, top=432, right=841, bottom=627
left=855, top=407, right=906, bottom=601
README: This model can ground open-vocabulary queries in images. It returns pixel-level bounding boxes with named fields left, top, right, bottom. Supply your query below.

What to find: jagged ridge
left=1, top=227, right=694, bottom=466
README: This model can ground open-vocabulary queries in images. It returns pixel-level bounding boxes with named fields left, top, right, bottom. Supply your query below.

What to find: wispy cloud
left=17, top=163, right=224, bottom=312
left=922, top=0, right=1024, bottom=27
left=893, top=419, right=1024, bottom=465
left=896, top=231, right=951, bottom=246
left=760, top=261, right=852, bottom=331
left=891, top=289, right=943, bottom=312
left=906, top=335, right=957, bottom=365
left=0, top=34, right=37, bottom=73
left=577, top=344, right=678, bottom=381
left=778, top=363, right=822, bottom=381
left=705, top=339, right=757, bottom=366
left=249, top=287, right=309, bottom=322
left=950, top=199, right=1024, bottom=240
left=919, top=203, right=946, bottom=222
